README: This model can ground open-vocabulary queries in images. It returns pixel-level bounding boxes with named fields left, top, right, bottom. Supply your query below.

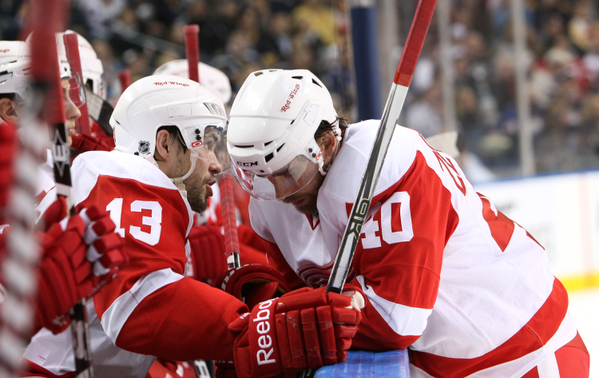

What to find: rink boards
left=313, top=349, right=410, bottom=378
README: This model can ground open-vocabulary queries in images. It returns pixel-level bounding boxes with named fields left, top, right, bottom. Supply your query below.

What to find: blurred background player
left=0, top=38, right=127, bottom=340
left=0, top=37, right=84, bottom=223
left=57, top=30, right=116, bottom=154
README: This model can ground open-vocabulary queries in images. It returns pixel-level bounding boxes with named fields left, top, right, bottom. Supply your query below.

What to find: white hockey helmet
left=153, top=59, right=232, bottom=104
left=60, top=30, right=106, bottom=99
left=227, top=69, right=337, bottom=200
left=111, top=74, right=227, bottom=158
left=18, top=32, right=86, bottom=108
left=111, top=75, right=228, bottom=196
left=0, top=40, right=31, bottom=100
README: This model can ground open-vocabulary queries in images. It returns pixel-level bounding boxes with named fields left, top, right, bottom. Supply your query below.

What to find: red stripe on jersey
left=409, top=278, right=569, bottom=377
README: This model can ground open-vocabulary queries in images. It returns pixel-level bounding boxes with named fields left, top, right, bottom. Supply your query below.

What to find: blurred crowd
left=1, top=0, right=599, bottom=180
left=404, top=0, right=599, bottom=178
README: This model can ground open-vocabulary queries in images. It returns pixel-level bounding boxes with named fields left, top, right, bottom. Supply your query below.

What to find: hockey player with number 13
left=226, top=69, right=591, bottom=378
left=20, top=74, right=363, bottom=378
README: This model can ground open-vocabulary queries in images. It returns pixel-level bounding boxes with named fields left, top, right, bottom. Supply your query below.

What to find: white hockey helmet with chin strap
left=153, top=59, right=232, bottom=104
left=227, top=69, right=338, bottom=200
left=110, top=74, right=228, bottom=197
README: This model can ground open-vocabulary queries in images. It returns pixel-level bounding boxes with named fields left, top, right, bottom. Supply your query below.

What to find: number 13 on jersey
left=106, top=198, right=163, bottom=246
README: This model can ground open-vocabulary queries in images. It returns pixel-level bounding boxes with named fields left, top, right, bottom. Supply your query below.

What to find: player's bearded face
left=281, top=172, right=325, bottom=215
left=183, top=147, right=220, bottom=213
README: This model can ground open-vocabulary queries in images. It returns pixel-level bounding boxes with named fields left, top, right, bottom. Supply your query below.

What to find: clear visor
left=232, top=154, right=321, bottom=200
left=64, top=72, right=86, bottom=108
left=190, top=125, right=229, bottom=168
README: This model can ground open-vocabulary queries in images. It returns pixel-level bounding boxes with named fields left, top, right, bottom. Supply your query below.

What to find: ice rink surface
left=568, top=288, right=599, bottom=377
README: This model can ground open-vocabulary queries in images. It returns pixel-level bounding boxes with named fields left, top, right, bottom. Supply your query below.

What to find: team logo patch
left=138, top=140, right=150, bottom=155
left=280, top=83, right=300, bottom=113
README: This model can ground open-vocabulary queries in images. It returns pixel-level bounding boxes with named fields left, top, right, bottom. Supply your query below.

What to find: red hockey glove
left=229, top=286, right=362, bottom=378
left=70, top=133, right=113, bottom=153
left=35, top=197, right=67, bottom=232
left=188, top=224, right=228, bottom=281
left=35, top=205, right=127, bottom=334
left=219, top=264, right=292, bottom=310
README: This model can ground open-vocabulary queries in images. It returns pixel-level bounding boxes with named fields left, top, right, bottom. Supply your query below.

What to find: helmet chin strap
left=144, top=153, right=198, bottom=199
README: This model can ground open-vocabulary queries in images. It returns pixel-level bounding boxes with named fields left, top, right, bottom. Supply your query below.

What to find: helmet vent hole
left=291, top=76, right=303, bottom=80
left=204, top=103, right=226, bottom=118
left=234, top=144, right=254, bottom=148
left=265, top=152, right=274, bottom=163
left=265, top=140, right=273, bottom=146
left=254, top=72, right=263, bottom=76
left=312, top=78, right=322, bottom=88
left=276, top=143, right=285, bottom=152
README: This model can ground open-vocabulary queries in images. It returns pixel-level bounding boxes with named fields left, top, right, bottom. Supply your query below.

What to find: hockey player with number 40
left=20, top=74, right=362, bottom=378
left=226, top=69, right=591, bottom=378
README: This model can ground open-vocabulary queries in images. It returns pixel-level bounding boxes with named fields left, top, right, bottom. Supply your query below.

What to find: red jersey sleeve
left=349, top=151, right=459, bottom=350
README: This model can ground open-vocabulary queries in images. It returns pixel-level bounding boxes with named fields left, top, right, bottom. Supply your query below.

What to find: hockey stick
left=183, top=24, right=241, bottom=269
left=182, top=24, right=230, bottom=378
left=85, top=88, right=114, bottom=137
left=63, top=33, right=92, bottom=136
left=183, top=25, right=200, bottom=84
left=218, top=175, right=241, bottom=268
left=29, top=0, right=94, bottom=376
left=326, top=0, right=437, bottom=294
left=118, top=69, right=131, bottom=91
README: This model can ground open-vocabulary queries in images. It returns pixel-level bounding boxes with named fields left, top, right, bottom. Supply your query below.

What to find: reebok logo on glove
left=252, top=298, right=278, bottom=366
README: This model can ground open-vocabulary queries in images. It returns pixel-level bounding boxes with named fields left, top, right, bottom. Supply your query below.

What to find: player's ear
left=154, top=129, right=171, bottom=161
left=318, top=130, right=337, bottom=161
left=0, top=97, right=19, bottom=123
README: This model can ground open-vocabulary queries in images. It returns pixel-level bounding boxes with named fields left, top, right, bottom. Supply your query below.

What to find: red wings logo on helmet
left=280, top=84, right=300, bottom=113
left=192, top=140, right=203, bottom=148
left=153, top=81, right=190, bottom=87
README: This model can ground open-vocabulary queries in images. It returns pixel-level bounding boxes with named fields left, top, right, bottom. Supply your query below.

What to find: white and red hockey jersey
left=249, top=120, right=581, bottom=378
left=21, top=150, right=247, bottom=378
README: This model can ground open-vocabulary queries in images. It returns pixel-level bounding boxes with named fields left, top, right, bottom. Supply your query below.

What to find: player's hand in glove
left=218, top=264, right=292, bottom=310
left=35, top=205, right=128, bottom=334
left=188, top=224, right=228, bottom=281
left=228, top=286, right=363, bottom=378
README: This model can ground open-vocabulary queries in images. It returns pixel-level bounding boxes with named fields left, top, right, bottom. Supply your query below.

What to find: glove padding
left=35, top=205, right=128, bottom=334
left=188, top=224, right=228, bottom=281
left=70, top=133, right=113, bottom=153
left=219, top=264, right=292, bottom=310
left=229, top=286, right=362, bottom=378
